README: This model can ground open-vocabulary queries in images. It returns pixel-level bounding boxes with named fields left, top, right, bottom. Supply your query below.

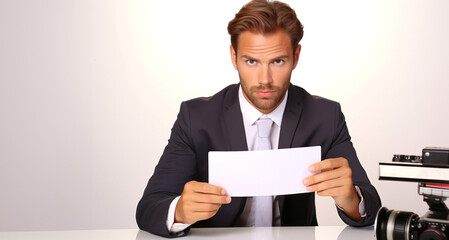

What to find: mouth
left=256, top=91, right=274, bottom=98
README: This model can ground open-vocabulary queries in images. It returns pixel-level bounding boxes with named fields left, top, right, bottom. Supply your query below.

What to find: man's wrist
left=335, top=185, right=366, bottom=219
left=167, top=196, right=190, bottom=234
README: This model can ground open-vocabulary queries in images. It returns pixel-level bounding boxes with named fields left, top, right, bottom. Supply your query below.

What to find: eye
left=273, top=59, right=285, bottom=65
left=246, top=59, right=257, bottom=66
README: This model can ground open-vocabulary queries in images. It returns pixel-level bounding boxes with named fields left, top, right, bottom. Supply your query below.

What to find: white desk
left=0, top=226, right=376, bottom=240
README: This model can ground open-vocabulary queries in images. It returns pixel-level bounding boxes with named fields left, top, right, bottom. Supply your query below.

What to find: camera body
left=376, top=147, right=449, bottom=240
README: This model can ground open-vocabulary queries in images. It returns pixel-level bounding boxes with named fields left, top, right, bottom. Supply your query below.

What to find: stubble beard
left=240, top=80, right=288, bottom=112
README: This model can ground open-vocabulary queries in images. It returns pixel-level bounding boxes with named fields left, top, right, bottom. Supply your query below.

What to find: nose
left=258, top=64, right=273, bottom=85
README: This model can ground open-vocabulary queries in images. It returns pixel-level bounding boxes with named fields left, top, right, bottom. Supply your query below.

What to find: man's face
left=231, top=30, right=301, bottom=114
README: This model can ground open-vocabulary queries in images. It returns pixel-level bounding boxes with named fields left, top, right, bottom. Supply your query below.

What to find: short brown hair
left=227, top=0, right=304, bottom=54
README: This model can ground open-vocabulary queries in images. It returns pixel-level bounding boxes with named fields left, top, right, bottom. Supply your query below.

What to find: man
left=136, top=0, right=381, bottom=238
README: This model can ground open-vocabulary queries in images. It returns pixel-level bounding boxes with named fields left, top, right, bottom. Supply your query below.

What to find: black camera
left=375, top=147, right=449, bottom=240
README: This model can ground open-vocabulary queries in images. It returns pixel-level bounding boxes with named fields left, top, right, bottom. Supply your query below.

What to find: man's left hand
left=302, top=157, right=362, bottom=222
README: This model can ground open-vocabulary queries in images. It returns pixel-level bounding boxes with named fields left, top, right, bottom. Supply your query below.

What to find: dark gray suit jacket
left=136, top=84, right=381, bottom=238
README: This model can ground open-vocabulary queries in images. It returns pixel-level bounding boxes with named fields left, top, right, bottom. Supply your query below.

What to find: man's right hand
left=174, top=181, right=232, bottom=225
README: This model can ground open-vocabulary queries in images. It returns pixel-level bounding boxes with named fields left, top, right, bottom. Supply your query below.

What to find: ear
left=292, top=44, right=302, bottom=69
left=230, top=45, right=238, bottom=70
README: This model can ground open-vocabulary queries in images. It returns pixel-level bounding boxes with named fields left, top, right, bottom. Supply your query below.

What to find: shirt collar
left=238, top=85, right=287, bottom=127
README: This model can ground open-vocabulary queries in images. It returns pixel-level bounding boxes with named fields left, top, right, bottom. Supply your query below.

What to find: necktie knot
left=255, top=118, right=273, bottom=151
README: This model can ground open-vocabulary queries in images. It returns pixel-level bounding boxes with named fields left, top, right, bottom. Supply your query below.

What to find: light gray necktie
left=253, top=117, right=274, bottom=226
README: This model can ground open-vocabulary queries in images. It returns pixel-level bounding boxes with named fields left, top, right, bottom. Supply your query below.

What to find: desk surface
left=0, top=226, right=376, bottom=240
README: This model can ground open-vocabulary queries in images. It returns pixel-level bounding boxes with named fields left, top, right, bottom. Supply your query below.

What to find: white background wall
left=1, top=0, right=448, bottom=231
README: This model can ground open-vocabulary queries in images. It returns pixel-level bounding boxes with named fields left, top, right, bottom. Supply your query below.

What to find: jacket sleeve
left=136, top=102, right=196, bottom=238
left=325, top=103, right=382, bottom=226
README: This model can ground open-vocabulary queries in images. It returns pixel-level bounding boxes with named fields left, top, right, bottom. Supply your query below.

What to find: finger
left=316, top=185, right=356, bottom=199
left=306, top=177, right=349, bottom=193
left=186, top=202, right=222, bottom=213
left=304, top=166, right=351, bottom=186
left=182, top=185, right=231, bottom=205
left=176, top=198, right=226, bottom=224
left=308, top=158, right=347, bottom=172
left=179, top=208, right=220, bottom=224
left=187, top=181, right=227, bottom=195
left=316, top=186, right=343, bottom=197
left=190, top=193, right=231, bottom=204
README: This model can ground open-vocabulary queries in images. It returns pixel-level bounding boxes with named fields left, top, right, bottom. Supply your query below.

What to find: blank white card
left=208, top=146, right=321, bottom=197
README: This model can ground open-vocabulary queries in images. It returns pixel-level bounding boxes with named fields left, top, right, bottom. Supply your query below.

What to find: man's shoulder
left=182, top=84, right=239, bottom=111
left=289, top=84, right=343, bottom=126
left=289, top=84, right=340, bottom=108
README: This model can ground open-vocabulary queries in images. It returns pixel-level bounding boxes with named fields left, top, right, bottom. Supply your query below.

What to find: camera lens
left=375, top=207, right=419, bottom=240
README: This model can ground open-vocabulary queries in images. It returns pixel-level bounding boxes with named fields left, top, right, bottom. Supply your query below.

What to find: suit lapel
left=223, top=84, right=248, bottom=151
left=278, top=84, right=303, bottom=149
